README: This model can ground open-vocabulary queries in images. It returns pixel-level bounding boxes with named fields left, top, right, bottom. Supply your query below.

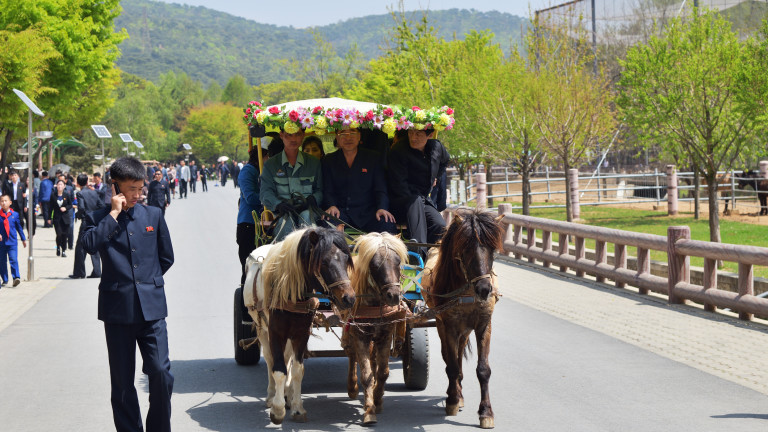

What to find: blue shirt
left=0, top=209, right=26, bottom=245
left=38, top=178, right=53, bottom=203
left=237, top=164, right=263, bottom=224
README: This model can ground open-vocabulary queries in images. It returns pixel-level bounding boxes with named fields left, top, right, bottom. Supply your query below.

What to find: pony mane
left=352, top=232, right=407, bottom=296
left=262, top=228, right=309, bottom=309
left=432, top=208, right=503, bottom=295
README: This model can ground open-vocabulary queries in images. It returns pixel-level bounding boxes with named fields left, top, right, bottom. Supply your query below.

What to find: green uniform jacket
left=259, top=150, right=323, bottom=211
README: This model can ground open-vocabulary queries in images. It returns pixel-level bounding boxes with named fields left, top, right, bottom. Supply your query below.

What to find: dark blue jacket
left=82, top=204, right=174, bottom=324
left=237, top=163, right=262, bottom=224
left=322, top=148, right=389, bottom=230
left=38, top=178, right=53, bottom=204
left=0, top=209, right=26, bottom=246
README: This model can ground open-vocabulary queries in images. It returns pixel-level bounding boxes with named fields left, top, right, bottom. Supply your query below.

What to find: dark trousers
left=179, top=179, right=187, bottom=198
left=104, top=319, right=173, bottom=432
left=0, top=242, right=20, bottom=282
left=189, top=178, right=196, bottom=193
left=67, top=214, right=74, bottom=249
left=201, top=178, right=207, bottom=192
left=337, top=210, right=396, bottom=234
left=41, top=201, right=52, bottom=227
left=73, top=227, right=101, bottom=277
left=395, top=196, right=446, bottom=255
left=54, top=221, right=69, bottom=252
left=236, top=223, right=257, bottom=285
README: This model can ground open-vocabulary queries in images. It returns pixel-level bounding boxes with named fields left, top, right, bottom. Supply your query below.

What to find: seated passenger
left=387, top=127, right=450, bottom=253
left=301, top=136, right=325, bottom=160
left=322, top=126, right=395, bottom=233
left=259, top=117, right=322, bottom=242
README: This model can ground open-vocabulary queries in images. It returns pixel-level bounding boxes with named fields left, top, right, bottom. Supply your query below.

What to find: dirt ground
left=483, top=177, right=768, bottom=226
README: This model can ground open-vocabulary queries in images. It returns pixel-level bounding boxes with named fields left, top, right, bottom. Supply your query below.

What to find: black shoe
left=87, top=274, right=100, bottom=279
left=61, top=252, right=67, bottom=258
left=13, top=278, right=20, bottom=287
left=56, top=248, right=60, bottom=256
left=68, top=275, right=84, bottom=279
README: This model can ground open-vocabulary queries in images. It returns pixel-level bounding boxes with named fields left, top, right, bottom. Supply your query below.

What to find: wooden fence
left=493, top=203, right=768, bottom=321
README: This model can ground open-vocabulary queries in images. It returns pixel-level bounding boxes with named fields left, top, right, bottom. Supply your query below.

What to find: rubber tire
left=402, top=326, right=429, bottom=390
left=234, top=287, right=260, bottom=365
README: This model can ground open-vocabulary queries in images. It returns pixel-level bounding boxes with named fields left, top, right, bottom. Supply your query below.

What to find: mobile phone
left=112, top=180, right=121, bottom=195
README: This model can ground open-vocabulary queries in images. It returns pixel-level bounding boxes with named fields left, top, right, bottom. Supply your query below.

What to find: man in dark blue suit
left=322, top=127, right=396, bottom=233
left=82, top=157, right=174, bottom=432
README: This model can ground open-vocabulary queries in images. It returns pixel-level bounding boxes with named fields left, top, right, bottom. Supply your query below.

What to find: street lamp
left=182, top=143, right=192, bottom=162
left=12, top=89, right=44, bottom=281
left=119, top=133, right=133, bottom=156
left=91, top=125, right=112, bottom=183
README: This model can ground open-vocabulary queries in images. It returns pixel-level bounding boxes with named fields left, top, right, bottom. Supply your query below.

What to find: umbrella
left=50, top=163, right=72, bottom=173
left=217, top=156, right=229, bottom=162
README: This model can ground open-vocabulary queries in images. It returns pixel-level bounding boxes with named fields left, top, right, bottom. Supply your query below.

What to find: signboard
left=17, top=149, right=28, bottom=156
left=119, top=133, right=133, bottom=143
left=91, top=125, right=111, bottom=139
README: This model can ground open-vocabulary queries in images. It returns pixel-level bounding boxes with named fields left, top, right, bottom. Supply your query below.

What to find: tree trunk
left=0, top=129, right=13, bottom=183
left=485, top=160, right=493, bottom=208
left=564, top=159, right=573, bottom=222
left=522, top=157, right=531, bottom=216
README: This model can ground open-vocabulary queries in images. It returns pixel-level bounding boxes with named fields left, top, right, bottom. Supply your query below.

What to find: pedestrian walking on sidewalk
left=50, top=179, right=73, bottom=258
left=82, top=157, right=175, bottom=432
left=70, top=174, right=104, bottom=279
left=0, top=195, right=26, bottom=287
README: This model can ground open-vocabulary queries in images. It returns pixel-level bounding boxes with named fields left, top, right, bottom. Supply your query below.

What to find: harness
left=426, top=255, right=496, bottom=304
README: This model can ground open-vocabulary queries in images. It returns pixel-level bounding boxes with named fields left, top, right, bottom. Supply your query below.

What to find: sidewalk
left=495, top=256, right=768, bottom=396
left=0, top=219, right=81, bottom=332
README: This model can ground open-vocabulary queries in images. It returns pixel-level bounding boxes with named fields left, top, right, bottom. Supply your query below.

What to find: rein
left=427, top=255, right=495, bottom=300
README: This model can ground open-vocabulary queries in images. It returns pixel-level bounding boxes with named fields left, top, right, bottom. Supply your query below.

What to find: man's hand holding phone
left=110, top=183, right=126, bottom=221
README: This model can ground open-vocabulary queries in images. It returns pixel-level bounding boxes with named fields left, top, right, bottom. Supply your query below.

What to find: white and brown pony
left=422, top=208, right=504, bottom=429
left=341, top=232, right=408, bottom=425
left=243, top=226, right=355, bottom=424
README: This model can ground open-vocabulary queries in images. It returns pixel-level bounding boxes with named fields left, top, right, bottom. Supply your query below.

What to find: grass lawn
left=503, top=205, right=768, bottom=278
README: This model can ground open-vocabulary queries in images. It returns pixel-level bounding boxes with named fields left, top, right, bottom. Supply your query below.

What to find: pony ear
left=308, top=230, right=320, bottom=245
left=494, top=213, right=505, bottom=223
left=453, top=212, right=463, bottom=224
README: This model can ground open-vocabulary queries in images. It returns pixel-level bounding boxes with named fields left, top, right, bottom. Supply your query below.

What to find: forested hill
left=115, top=0, right=527, bottom=86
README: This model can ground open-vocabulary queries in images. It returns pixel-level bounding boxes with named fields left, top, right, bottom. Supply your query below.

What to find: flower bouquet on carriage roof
left=242, top=98, right=455, bottom=138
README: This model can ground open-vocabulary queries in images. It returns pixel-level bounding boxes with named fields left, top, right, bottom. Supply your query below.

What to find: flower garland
left=244, top=102, right=455, bottom=137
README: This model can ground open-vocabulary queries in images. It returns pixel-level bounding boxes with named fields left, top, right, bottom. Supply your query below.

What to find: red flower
left=313, top=106, right=323, bottom=114
left=289, top=110, right=300, bottom=122
left=365, top=110, right=374, bottom=121
left=446, top=108, right=454, bottom=115
left=269, top=106, right=280, bottom=115
left=245, top=108, right=251, bottom=114
left=383, top=107, right=394, bottom=117
left=253, top=109, right=262, bottom=115
left=412, top=106, right=421, bottom=111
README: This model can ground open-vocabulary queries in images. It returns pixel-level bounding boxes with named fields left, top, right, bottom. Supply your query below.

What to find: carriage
left=230, top=98, right=500, bottom=428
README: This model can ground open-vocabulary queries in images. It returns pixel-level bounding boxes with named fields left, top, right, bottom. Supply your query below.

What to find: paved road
left=1, top=184, right=768, bottom=431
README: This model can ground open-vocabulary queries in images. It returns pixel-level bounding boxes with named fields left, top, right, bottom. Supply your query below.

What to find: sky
left=152, top=0, right=555, bottom=28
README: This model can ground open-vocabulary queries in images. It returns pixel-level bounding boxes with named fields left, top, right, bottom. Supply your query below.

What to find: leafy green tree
left=180, top=103, right=247, bottom=163
left=157, top=71, right=204, bottom=131
left=253, top=80, right=315, bottom=106
left=0, top=27, right=59, bottom=169
left=204, top=81, right=223, bottom=105
left=617, top=9, right=768, bottom=244
left=286, top=31, right=365, bottom=98
left=221, top=74, right=252, bottom=107
left=531, top=15, right=616, bottom=222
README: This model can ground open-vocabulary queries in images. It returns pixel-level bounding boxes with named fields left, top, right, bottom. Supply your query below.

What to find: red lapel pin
left=146, top=226, right=154, bottom=232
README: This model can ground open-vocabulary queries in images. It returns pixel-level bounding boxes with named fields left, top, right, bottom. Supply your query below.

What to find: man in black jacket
left=387, top=131, right=450, bottom=253
left=70, top=174, right=105, bottom=279
left=146, top=170, right=171, bottom=215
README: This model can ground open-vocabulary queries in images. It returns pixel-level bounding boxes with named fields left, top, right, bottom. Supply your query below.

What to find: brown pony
left=341, top=232, right=408, bottom=425
left=243, top=226, right=355, bottom=424
left=422, top=208, right=504, bottom=429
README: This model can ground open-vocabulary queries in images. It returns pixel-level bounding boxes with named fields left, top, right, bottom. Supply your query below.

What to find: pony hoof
left=480, top=417, right=495, bottom=429
left=363, top=413, right=377, bottom=425
left=292, top=412, right=308, bottom=423
left=269, top=412, right=284, bottom=425
left=445, top=404, right=460, bottom=416
left=348, top=390, right=359, bottom=400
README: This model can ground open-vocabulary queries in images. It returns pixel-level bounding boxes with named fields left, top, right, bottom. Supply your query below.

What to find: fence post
left=654, top=168, right=660, bottom=205
left=666, top=165, right=678, bottom=216
left=505, top=167, right=510, bottom=196
left=546, top=166, right=551, bottom=201
left=476, top=172, right=487, bottom=210
left=760, top=161, right=768, bottom=179
left=497, top=203, right=513, bottom=257
left=667, top=226, right=690, bottom=305
left=738, top=263, right=754, bottom=321
left=568, top=169, right=580, bottom=220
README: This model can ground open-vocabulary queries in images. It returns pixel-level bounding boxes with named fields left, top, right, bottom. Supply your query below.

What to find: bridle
left=365, top=243, right=402, bottom=303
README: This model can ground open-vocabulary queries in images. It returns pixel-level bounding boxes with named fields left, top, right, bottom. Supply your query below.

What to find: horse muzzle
left=475, top=279, right=494, bottom=301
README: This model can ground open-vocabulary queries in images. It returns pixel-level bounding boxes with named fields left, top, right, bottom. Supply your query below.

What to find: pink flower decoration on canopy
left=269, top=106, right=280, bottom=115
left=289, top=110, right=300, bottom=122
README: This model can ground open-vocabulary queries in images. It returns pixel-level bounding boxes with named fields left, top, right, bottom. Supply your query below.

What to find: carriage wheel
left=234, top=287, right=260, bottom=365
left=402, top=326, right=429, bottom=390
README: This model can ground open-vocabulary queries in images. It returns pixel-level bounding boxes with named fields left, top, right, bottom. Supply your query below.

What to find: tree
left=221, top=74, right=251, bottom=107
left=179, top=103, right=247, bottom=163
left=0, top=27, right=59, bottom=171
left=531, top=15, right=616, bottom=222
left=286, top=30, right=365, bottom=98
left=617, top=9, right=768, bottom=244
